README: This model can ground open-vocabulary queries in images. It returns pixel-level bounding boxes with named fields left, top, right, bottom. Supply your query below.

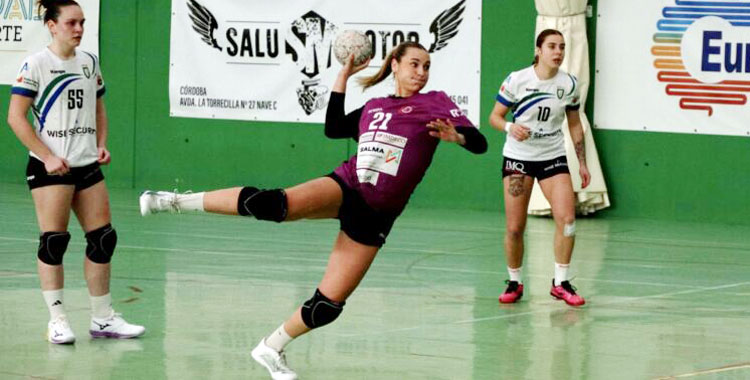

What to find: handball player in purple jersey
left=139, top=41, right=486, bottom=379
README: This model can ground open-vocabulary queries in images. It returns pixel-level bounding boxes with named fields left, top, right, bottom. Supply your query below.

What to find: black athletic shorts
left=26, top=157, right=104, bottom=191
left=326, top=172, right=398, bottom=248
left=502, top=155, right=570, bottom=181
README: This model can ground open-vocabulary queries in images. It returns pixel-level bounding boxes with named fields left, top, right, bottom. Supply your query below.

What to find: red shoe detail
left=550, top=280, right=585, bottom=307
left=499, top=280, right=524, bottom=304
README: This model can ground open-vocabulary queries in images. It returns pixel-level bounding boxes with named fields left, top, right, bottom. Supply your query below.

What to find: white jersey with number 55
left=11, top=47, right=106, bottom=167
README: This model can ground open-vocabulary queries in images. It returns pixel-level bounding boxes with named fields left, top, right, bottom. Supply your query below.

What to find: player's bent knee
left=300, top=289, right=345, bottom=329
left=237, top=186, right=288, bottom=222
left=38, top=231, right=71, bottom=265
left=563, top=221, right=576, bottom=237
left=85, top=224, right=117, bottom=264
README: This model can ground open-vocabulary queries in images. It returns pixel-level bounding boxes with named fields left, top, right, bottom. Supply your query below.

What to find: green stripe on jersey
left=35, top=73, right=82, bottom=110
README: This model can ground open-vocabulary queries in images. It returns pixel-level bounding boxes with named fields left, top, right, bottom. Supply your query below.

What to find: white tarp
left=595, top=0, right=750, bottom=136
left=529, top=0, right=610, bottom=215
left=168, top=0, right=482, bottom=124
left=0, top=0, right=100, bottom=84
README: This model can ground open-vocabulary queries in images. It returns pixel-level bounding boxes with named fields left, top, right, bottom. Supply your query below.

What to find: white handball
left=333, top=30, right=372, bottom=66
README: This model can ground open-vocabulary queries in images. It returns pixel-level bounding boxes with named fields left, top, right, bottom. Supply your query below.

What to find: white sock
left=265, top=324, right=294, bottom=352
left=177, top=192, right=205, bottom=212
left=554, top=262, right=569, bottom=286
left=90, top=293, right=114, bottom=319
left=507, top=266, right=522, bottom=283
left=42, top=289, right=66, bottom=320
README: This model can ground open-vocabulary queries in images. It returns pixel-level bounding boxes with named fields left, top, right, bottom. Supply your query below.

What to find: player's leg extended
left=140, top=177, right=342, bottom=221
left=252, top=231, right=379, bottom=378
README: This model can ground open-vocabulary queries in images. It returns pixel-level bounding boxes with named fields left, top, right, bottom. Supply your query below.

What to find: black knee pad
left=38, top=231, right=71, bottom=265
left=237, top=186, right=288, bottom=222
left=300, top=289, right=345, bottom=329
left=85, top=224, right=117, bottom=264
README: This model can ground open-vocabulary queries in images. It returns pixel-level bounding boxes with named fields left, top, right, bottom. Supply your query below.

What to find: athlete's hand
left=579, top=163, right=591, bottom=189
left=97, top=146, right=111, bottom=165
left=427, top=118, right=462, bottom=143
left=44, top=155, right=70, bottom=176
left=507, top=123, right=531, bottom=141
left=341, top=53, right=370, bottom=78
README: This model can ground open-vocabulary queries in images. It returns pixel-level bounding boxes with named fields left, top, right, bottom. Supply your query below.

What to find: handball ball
left=334, top=30, right=372, bottom=66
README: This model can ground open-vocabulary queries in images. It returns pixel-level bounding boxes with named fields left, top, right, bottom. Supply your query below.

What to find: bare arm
left=96, top=98, right=108, bottom=148
left=488, top=102, right=530, bottom=141
left=7, top=95, right=69, bottom=174
left=567, top=109, right=586, bottom=166
left=7, top=95, right=53, bottom=161
left=566, top=109, right=590, bottom=188
left=96, top=98, right=111, bottom=164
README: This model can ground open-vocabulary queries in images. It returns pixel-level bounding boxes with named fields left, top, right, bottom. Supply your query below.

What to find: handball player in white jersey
left=7, top=0, right=144, bottom=344
left=489, top=29, right=591, bottom=307
left=139, top=41, right=487, bottom=379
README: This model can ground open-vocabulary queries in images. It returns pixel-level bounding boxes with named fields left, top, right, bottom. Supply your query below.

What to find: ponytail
left=358, top=41, right=427, bottom=89
left=37, top=0, right=79, bottom=23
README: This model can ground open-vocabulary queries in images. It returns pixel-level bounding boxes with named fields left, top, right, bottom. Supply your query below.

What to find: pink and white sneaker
left=498, top=280, right=524, bottom=304
left=550, top=279, right=585, bottom=307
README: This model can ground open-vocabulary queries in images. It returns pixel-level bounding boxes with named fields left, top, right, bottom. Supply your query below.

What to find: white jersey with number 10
left=496, top=65, right=580, bottom=161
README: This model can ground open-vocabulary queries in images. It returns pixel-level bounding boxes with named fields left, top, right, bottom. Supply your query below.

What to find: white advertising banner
left=594, top=0, right=750, bottom=136
left=0, top=0, right=100, bottom=85
left=169, top=0, right=482, bottom=124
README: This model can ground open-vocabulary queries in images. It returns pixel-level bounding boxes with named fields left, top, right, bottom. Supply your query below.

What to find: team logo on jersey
left=385, top=149, right=402, bottom=163
left=82, top=65, right=91, bottom=79
left=556, top=87, right=564, bottom=99
left=400, top=106, right=413, bottom=114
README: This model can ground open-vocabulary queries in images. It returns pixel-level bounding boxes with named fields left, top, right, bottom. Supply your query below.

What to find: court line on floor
left=338, top=281, right=750, bottom=338
left=654, top=362, right=750, bottom=379
left=0, top=371, right=56, bottom=380
left=0, top=236, right=713, bottom=290
left=3, top=216, right=748, bottom=252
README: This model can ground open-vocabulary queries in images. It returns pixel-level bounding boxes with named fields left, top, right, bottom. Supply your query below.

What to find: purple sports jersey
left=334, top=91, right=473, bottom=213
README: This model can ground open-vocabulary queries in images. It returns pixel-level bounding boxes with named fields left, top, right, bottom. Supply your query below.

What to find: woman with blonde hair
left=140, top=41, right=487, bottom=379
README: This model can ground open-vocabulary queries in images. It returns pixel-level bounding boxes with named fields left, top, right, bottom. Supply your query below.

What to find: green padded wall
left=2, top=0, right=748, bottom=225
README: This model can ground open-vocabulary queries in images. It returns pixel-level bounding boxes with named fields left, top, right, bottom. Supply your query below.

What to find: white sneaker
left=251, top=339, right=298, bottom=380
left=139, top=190, right=180, bottom=216
left=47, top=315, right=76, bottom=344
left=90, top=312, right=146, bottom=339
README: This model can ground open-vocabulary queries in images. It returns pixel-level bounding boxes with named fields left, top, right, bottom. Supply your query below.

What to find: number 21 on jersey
left=369, top=112, right=392, bottom=131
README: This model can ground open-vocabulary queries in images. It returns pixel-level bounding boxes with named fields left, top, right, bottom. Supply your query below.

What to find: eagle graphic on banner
left=187, top=0, right=222, bottom=52
left=428, top=0, right=466, bottom=53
